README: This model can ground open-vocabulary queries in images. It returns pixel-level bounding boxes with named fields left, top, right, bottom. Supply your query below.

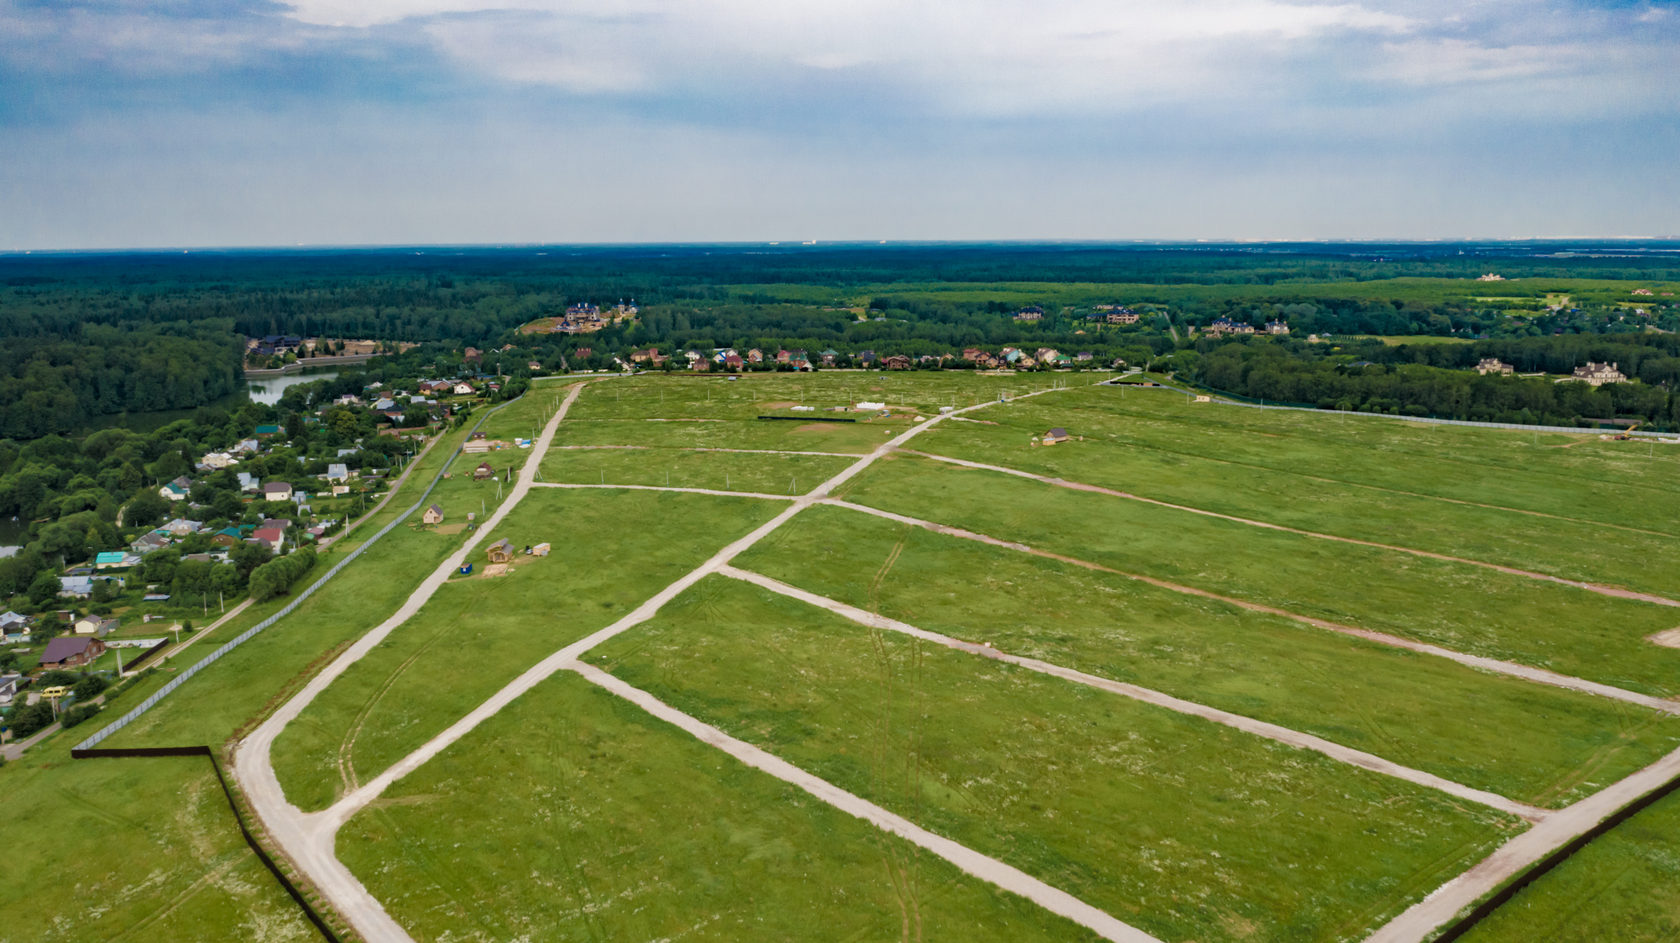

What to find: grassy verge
left=337, top=670, right=1093, bottom=943
left=1456, top=785, right=1680, bottom=942
left=270, top=489, right=784, bottom=811
left=909, top=391, right=1680, bottom=596
left=837, top=455, right=1680, bottom=695
left=588, top=576, right=1521, bottom=943
left=735, top=506, right=1680, bottom=807
left=540, top=446, right=856, bottom=493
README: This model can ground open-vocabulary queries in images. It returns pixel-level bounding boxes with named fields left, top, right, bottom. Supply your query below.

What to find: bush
left=36, top=669, right=78, bottom=688
left=59, top=703, right=100, bottom=729
left=247, top=547, right=318, bottom=602
left=71, top=675, right=109, bottom=700
left=8, top=702, right=55, bottom=738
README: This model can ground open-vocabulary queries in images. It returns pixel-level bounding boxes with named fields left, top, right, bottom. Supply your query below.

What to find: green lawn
left=736, top=506, right=1680, bottom=807
left=837, top=455, right=1680, bottom=696
left=1457, top=786, right=1680, bottom=943
left=909, top=394, right=1680, bottom=597
left=0, top=692, right=315, bottom=943
left=588, top=576, right=1522, bottom=943
left=337, top=670, right=1094, bottom=943
left=1032, top=384, right=1680, bottom=535
left=540, top=446, right=855, bottom=494
left=269, top=489, right=783, bottom=811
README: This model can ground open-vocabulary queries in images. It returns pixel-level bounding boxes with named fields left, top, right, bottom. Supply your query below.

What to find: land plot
left=540, top=446, right=855, bottom=494
left=555, top=415, right=898, bottom=453
left=836, top=456, right=1680, bottom=696
left=589, top=577, right=1521, bottom=943
left=271, top=490, right=783, bottom=811
left=0, top=748, right=314, bottom=943
left=338, top=671, right=1091, bottom=943
left=1458, top=786, right=1680, bottom=943
left=736, top=506, right=1680, bottom=807
left=911, top=398, right=1680, bottom=596
left=1055, top=385, right=1680, bottom=535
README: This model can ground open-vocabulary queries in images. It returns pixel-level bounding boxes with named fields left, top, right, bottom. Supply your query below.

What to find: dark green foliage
left=7, top=701, right=55, bottom=737
left=247, top=547, right=317, bottom=602
left=71, top=675, right=109, bottom=700
left=58, top=702, right=100, bottom=729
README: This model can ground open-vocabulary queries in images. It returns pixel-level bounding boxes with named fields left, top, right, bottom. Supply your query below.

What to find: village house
left=1205, top=318, right=1256, bottom=337
left=1567, top=362, right=1628, bottom=386
left=159, top=476, right=192, bottom=502
left=0, top=673, right=20, bottom=706
left=73, top=615, right=119, bottom=637
left=324, top=463, right=350, bottom=482
left=262, top=481, right=294, bottom=502
left=746, top=348, right=764, bottom=364
left=40, top=636, right=106, bottom=669
left=422, top=505, right=445, bottom=525
left=1265, top=320, right=1291, bottom=335
left=251, top=527, right=286, bottom=551
left=1476, top=358, right=1515, bottom=376
left=94, top=551, right=138, bottom=570
left=962, top=347, right=987, bottom=362
left=1041, top=427, right=1071, bottom=445
left=58, top=575, right=94, bottom=598
left=131, top=531, right=172, bottom=555
left=473, top=462, right=496, bottom=481
left=201, top=451, right=236, bottom=470
left=464, top=347, right=482, bottom=365
left=453, top=381, right=476, bottom=396
left=486, top=538, right=514, bottom=564
left=1106, top=309, right=1140, bottom=325
left=882, top=354, right=912, bottom=370
left=1014, top=306, right=1045, bottom=322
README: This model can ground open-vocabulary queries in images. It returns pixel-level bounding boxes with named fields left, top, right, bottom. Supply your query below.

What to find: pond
left=245, top=367, right=341, bottom=406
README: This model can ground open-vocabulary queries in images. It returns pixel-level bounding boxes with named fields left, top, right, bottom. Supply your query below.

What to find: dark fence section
left=73, top=746, right=343, bottom=943
left=123, top=638, right=171, bottom=673
left=757, top=415, right=856, bottom=422
left=1432, top=770, right=1680, bottom=941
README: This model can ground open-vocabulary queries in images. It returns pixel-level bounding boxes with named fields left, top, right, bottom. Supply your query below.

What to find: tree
left=26, top=570, right=60, bottom=607
left=72, top=675, right=109, bottom=700
left=123, top=488, right=169, bottom=528
left=8, top=701, right=55, bottom=737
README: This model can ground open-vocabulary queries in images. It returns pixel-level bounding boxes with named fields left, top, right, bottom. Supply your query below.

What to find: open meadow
left=13, top=371, right=1677, bottom=943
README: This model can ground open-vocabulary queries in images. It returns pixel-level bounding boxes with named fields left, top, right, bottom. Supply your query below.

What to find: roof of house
left=60, top=575, right=93, bottom=593
left=255, top=424, right=282, bottom=435
left=1047, top=427, right=1069, bottom=438
left=262, top=481, right=292, bottom=494
left=427, top=504, right=444, bottom=516
left=488, top=538, right=512, bottom=553
left=252, top=527, right=285, bottom=545
left=41, top=636, right=98, bottom=663
left=94, top=551, right=127, bottom=565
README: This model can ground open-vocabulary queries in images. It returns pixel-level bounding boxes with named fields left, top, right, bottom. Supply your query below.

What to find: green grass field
left=270, top=489, right=782, bottom=811
left=837, top=454, right=1680, bottom=695
left=735, top=505, right=1680, bottom=807
left=337, top=670, right=1095, bottom=943
left=588, top=576, right=1520, bottom=943
left=540, top=445, right=855, bottom=493
left=910, top=393, right=1680, bottom=597
left=1457, top=787, right=1680, bottom=942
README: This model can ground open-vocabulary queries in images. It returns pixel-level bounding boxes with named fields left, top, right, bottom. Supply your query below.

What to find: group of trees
left=248, top=547, right=317, bottom=601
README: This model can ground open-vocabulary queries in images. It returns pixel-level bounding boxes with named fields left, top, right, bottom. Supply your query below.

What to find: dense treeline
left=0, top=321, right=243, bottom=437
left=1178, top=342, right=1679, bottom=426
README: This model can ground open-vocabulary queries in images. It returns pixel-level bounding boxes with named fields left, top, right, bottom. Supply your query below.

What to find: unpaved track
left=552, top=444, right=858, bottom=457
left=720, top=566, right=1548, bottom=821
left=824, top=499, right=1680, bottom=716
left=572, top=660, right=1164, bottom=943
left=906, top=451, right=1680, bottom=609
left=535, top=482, right=797, bottom=501
left=1364, top=743, right=1680, bottom=943
left=234, top=383, right=588, bottom=943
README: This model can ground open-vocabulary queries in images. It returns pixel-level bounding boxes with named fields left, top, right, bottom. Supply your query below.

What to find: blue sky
left=1, top=0, right=1676, bottom=248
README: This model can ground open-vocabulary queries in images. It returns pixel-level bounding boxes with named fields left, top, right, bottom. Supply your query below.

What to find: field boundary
left=1426, top=767, right=1680, bottom=942
left=71, top=745, right=346, bottom=943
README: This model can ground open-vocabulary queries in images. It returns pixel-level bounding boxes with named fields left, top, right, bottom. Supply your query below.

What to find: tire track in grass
left=822, top=499, right=1680, bottom=717
left=903, top=450, right=1680, bottom=609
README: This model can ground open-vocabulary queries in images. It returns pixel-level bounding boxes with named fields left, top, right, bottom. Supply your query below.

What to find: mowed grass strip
left=1050, top=385, right=1680, bottom=535
left=911, top=392, right=1680, bottom=596
left=736, top=506, right=1680, bottom=808
left=270, top=489, right=783, bottom=812
left=567, top=371, right=1073, bottom=422
left=837, top=455, right=1680, bottom=696
left=540, top=446, right=855, bottom=494
left=337, top=671, right=1095, bottom=943
left=589, top=576, right=1521, bottom=943
left=1456, top=786, right=1680, bottom=943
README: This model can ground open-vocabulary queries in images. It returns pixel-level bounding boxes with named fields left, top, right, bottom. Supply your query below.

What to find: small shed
left=1042, top=427, right=1071, bottom=445
left=486, top=538, right=514, bottom=564
left=473, top=462, right=495, bottom=481
left=531, top=542, right=551, bottom=557
left=422, top=504, right=445, bottom=525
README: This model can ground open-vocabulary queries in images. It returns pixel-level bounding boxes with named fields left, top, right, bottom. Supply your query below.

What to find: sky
left=0, top=0, right=1676, bottom=248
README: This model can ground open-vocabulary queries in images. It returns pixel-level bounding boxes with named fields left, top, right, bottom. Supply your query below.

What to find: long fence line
left=1141, top=378, right=1680, bottom=438
left=72, top=401, right=514, bottom=752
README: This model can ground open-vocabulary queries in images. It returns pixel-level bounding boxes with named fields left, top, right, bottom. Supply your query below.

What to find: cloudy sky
left=1, top=0, right=1676, bottom=248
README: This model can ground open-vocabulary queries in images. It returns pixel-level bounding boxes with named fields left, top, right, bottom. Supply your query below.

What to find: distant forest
left=1, top=242, right=1678, bottom=437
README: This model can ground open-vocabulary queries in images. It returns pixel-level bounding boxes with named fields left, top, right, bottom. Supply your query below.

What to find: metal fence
left=74, top=402, right=513, bottom=751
